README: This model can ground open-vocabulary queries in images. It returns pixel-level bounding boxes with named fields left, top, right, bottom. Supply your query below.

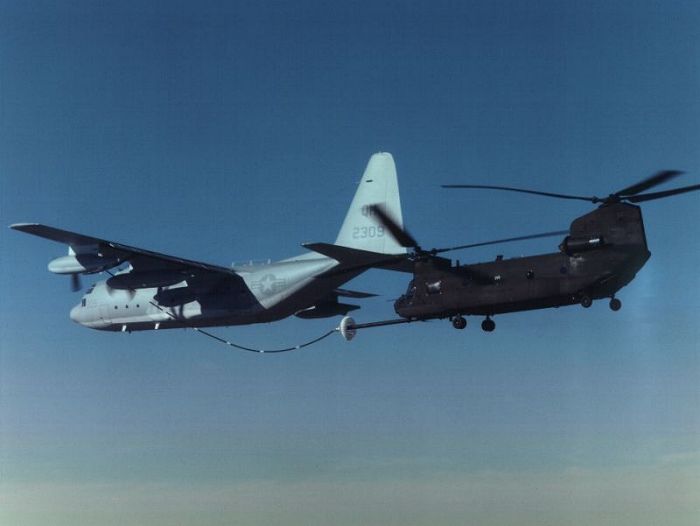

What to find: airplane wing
left=303, top=242, right=414, bottom=273
left=10, top=223, right=238, bottom=276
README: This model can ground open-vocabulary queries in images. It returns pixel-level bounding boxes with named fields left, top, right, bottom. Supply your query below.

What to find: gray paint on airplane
left=11, top=153, right=405, bottom=332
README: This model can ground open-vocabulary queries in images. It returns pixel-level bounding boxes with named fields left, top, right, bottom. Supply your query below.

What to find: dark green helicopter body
left=394, top=203, right=649, bottom=330
left=363, top=170, right=699, bottom=333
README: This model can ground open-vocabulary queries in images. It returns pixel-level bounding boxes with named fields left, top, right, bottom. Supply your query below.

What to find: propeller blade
left=442, top=184, right=594, bottom=202
left=625, top=183, right=700, bottom=203
left=615, top=170, right=684, bottom=197
left=369, top=204, right=420, bottom=250
left=70, top=273, right=82, bottom=292
left=433, top=230, right=569, bottom=254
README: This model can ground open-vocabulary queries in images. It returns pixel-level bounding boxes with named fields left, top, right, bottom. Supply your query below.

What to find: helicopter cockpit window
left=426, top=280, right=442, bottom=294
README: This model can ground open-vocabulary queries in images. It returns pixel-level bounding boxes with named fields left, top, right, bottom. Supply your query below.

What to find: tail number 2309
left=352, top=226, right=385, bottom=239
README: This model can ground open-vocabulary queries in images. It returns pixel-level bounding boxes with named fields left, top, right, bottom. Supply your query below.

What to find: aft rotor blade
left=441, top=184, right=594, bottom=202
left=625, top=183, right=700, bottom=203
left=433, top=230, right=569, bottom=254
left=615, top=170, right=684, bottom=197
left=369, top=204, right=420, bottom=249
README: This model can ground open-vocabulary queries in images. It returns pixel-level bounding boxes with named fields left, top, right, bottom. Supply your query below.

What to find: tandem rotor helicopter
left=11, top=152, right=700, bottom=347
left=335, top=168, right=700, bottom=340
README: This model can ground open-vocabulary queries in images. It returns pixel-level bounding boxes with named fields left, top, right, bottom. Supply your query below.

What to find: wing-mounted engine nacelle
left=48, top=254, right=121, bottom=275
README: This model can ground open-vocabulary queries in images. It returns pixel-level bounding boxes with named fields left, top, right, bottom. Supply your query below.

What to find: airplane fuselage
left=70, top=253, right=354, bottom=331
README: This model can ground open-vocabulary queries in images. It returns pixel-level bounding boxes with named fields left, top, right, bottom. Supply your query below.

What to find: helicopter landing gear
left=609, top=297, right=622, bottom=311
left=580, top=295, right=593, bottom=308
left=451, top=316, right=467, bottom=330
left=481, top=317, right=495, bottom=332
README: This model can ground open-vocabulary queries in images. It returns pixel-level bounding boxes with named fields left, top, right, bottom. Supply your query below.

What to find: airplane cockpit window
left=85, top=285, right=95, bottom=295
left=81, top=298, right=86, bottom=307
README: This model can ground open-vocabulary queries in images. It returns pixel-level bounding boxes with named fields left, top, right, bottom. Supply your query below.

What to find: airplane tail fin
left=335, top=152, right=406, bottom=255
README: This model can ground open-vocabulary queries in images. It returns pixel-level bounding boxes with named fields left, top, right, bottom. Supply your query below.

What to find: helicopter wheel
left=609, top=297, right=622, bottom=311
left=452, top=316, right=467, bottom=330
left=481, top=317, right=495, bottom=332
left=580, top=295, right=593, bottom=308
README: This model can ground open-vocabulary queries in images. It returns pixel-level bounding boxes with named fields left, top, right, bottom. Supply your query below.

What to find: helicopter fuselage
left=394, top=203, right=651, bottom=321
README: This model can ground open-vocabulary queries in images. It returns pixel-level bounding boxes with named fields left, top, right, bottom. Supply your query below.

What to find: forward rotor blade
left=433, top=230, right=569, bottom=254
left=369, top=204, right=420, bottom=249
left=625, top=183, right=700, bottom=203
left=70, top=273, right=82, bottom=292
left=441, top=184, right=594, bottom=202
left=615, top=170, right=684, bottom=197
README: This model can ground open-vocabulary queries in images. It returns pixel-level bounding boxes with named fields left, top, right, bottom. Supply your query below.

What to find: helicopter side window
left=426, top=280, right=442, bottom=295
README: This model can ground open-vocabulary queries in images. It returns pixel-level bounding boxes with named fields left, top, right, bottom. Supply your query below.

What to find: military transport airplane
left=11, top=153, right=407, bottom=332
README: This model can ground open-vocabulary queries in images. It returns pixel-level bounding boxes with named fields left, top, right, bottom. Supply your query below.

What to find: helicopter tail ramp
left=335, top=152, right=407, bottom=255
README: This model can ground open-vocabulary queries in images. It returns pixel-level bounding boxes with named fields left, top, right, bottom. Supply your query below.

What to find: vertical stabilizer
left=335, top=152, right=406, bottom=255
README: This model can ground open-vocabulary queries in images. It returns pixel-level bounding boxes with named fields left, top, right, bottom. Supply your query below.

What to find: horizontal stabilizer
left=295, top=302, right=360, bottom=319
left=333, top=288, right=377, bottom=299
left=303, top=242, right=413, bottom=273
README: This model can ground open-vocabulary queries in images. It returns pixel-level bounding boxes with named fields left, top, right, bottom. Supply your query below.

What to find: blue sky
left=1, top=1, right=699, bottom=525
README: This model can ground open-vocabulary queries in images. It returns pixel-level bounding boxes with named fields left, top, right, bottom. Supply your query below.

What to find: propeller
left=370, top=204, right=422, bottom=251
left=442, top=170, right=699, bottom=204
left=70, top=273, right=82, bottom=292
left=368, top=204, right=567, bottom=259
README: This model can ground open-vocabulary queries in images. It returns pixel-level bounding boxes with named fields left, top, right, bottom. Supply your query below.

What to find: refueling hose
left=148, top=300, right=338, bottom=353
left=192, top=325, right=338, bottom=353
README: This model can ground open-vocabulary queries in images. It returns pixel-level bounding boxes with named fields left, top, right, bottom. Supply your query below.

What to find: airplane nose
left=69, top=304, right=82, bottom=324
